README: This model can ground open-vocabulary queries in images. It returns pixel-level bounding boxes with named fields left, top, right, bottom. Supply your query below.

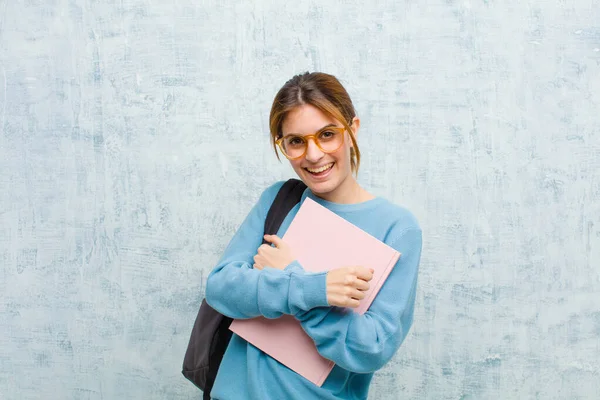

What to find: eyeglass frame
left=275, top=125, right=347, bottom=160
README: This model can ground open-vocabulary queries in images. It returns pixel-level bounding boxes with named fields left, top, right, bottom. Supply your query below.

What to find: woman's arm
left=295, top=228, right=423, bottom=373
left=205, top=182, right=330, bottom=319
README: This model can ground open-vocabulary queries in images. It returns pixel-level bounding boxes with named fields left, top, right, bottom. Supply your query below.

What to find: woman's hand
left=253, top=235, right=295, bottom=271
left=326, top=266, right=373, bottom=308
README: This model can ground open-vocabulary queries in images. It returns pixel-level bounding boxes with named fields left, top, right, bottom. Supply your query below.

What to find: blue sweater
left=205, top=181, right=422, bottom=400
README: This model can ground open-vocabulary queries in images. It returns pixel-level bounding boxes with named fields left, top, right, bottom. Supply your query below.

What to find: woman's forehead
left=281, top=105, right=337, bottom=134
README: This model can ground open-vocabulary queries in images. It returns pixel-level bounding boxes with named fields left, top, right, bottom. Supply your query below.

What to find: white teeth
left=307, top=163, right=334, bottom=173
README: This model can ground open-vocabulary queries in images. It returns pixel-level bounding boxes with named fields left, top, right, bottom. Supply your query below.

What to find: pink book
left=229, top=197, right=401, bottom=386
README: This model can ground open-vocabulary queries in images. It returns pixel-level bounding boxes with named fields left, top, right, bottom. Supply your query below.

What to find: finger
left=264, top=234, right=284, bottom=248
left=343, top=286, right=365, bottom=301
left=257, top=244, right=271, bottom=255
left=346, top=298, right=360, bottom=308
left=351, top=289, right=366, bottom=300
left=254, top=254, right=268, bottom=264
left=353, top=278, right=370, bottom=292
left=253, top=263, right=263, bottom=270
left=329, top=295, right=360, bottom=309
left=254, top=254, right=266, bottom=265
left=355, top=267, right=374, bottom=282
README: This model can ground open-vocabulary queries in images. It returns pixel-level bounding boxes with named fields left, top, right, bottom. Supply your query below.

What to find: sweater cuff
left=289, top=271, right=329, bottom=313
left=284, top=260, right=305, bottom=273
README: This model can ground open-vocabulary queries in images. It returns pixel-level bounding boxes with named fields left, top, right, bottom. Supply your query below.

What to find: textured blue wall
left=1, top=1, right=599, bottom=399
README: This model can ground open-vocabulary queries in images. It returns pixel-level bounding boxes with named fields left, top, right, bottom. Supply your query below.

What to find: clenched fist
left=326, top=266, right=373, bottom=308
left=253, top=235, right=295, bottom=271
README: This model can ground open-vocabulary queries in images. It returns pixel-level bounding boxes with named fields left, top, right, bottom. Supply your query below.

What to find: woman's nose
left=304, top=138, right=324, bottom=162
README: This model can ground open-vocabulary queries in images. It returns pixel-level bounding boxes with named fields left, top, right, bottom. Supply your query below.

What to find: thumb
left=264, top=234, right=284, bottom=248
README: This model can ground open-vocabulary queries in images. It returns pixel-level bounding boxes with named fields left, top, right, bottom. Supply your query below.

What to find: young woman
left=205, top=72, right=422, bottom=400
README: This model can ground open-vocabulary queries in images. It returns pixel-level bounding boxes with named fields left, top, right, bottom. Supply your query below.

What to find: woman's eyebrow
left=283, top=123, right=337, bottom=136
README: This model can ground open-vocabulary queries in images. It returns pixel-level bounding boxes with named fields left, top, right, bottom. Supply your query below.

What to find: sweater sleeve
left=205, top=182, right=330, bottom=319
left=295, top=227, right=423, bottom=373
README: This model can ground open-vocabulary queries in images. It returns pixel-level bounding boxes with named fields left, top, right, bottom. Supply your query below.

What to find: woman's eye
left=289, top=137, right=303, bottom=145
left=320, top=130, right=334, bottom=138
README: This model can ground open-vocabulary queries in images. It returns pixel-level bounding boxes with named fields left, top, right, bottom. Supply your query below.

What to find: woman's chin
left=301, top=175, right=337, bottom=195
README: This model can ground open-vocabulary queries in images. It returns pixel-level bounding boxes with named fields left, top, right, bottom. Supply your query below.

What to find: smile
left=305, top=162, right=334, bottom=174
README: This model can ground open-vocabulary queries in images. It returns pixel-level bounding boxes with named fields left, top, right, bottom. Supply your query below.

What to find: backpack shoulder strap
left=263, top=179, right=307, bottom=242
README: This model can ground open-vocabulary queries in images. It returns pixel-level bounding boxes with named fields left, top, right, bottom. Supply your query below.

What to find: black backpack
left=182, top=178, right=307, bottom=399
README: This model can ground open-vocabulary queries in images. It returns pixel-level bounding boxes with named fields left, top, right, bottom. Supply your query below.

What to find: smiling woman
left=204, top=72, right=423, bottom=400
left=269, top=72, right=370, bottom=204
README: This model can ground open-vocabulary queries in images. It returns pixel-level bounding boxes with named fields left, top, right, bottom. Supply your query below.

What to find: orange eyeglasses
left=275, top=125, right=346, bottom=160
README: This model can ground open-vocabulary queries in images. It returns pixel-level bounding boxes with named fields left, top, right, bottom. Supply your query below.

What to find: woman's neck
left=313, top=176, right=375, bottom=204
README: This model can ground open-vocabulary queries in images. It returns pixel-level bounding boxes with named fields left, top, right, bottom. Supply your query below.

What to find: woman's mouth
left=304, top=162, right=335, bottom=178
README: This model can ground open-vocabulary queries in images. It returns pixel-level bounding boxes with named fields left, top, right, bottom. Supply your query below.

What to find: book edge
left=358, top=250, right=401, bottom=314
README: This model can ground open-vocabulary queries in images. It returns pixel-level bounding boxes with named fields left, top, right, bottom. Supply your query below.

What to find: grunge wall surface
left=1, top=1, right=599, bottom=398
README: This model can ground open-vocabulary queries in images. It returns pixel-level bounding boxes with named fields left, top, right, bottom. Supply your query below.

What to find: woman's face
left=281, top=104, right=357, bottom=200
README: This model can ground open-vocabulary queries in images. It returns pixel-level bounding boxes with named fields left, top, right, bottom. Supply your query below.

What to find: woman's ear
left=351, top=116, right=361, bottom=134
left=348, top=116, right=360, bottom=148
